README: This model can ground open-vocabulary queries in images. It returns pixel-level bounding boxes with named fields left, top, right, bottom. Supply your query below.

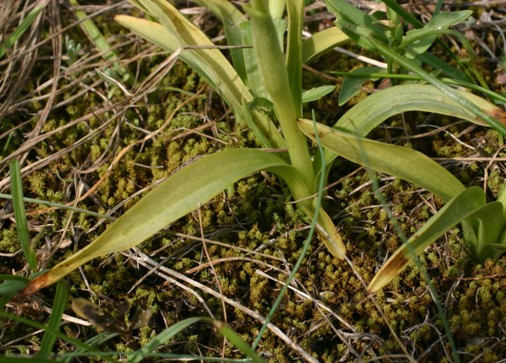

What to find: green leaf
left=70, top=0, right=133, bottom=84
left=38, top=280, right=68, bottom=360
left=0, top=0, right=49, bottom=59
left=401, top=10, right=472, bottom=56
left=497, top=185, right=506, bottom=216
left=240, top=21, right=268, bottom=98
left=247, top=0, right=315, bottom=184
left=9, top=159, right=37, bottom=270
left=302, top=85, right=336, bottom=103
left=22, top=149, right=291, bottom=294
left=286, top=0, right=304, bottom=112
left=115, top=3, right=284, bottom=149
left=334, top=84, right=503, bottom=137
left=338, top=66, right=385, bottom=106
left=214, top=321, right=265, bottom=363
left=192, top=0, right=248, bottom=80
left=325, top=0, right=387, bottom=45
left=129, top=317, right=207, bottom=362
left=466, top=201, right=505, bottom=260
left=367, top=187, right=492, bottom=293
left=0, top=276, right=29, bottom=310
left=298, top=118, right=465, bottom=202
left=301, top=27, right=349, bottom=64
left=362, top=35, right=506, bottom=135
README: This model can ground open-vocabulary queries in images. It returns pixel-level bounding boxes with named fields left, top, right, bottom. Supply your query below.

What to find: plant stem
left=248, top=0, right=315, bottom=194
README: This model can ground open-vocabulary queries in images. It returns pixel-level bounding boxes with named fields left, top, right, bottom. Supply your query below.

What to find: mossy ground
left=1, top=1, right=506, bottom=362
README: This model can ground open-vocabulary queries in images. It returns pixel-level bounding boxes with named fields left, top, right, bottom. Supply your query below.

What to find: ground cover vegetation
left=0, top=0, right=505, bottom=362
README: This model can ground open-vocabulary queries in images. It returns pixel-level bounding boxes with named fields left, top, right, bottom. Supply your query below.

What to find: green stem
left=248, top=0, right=315, bottom=193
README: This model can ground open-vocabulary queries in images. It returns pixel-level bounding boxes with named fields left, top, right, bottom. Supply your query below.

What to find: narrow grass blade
left=21, top=149, right=292, bottom=294
left=38, top=280, right=68, bottom=360
left=0, top=193, right=112, bottom=220
left=0, top=310, right=117, bottom=362
left=214, top=321, right=265, bottom=363
left=128, top=317, right=207, bottom=363
left=9, top=160, right=37, bottom=270
left=62, top=333, right=118, bottom=363
left=298, top=118, right=465, bottom=202
left=367, top=187, right=487, bottom=293
left=69, top=0, right=133, bottom=84
left=0, top=0, right=50, bottom=59
left=0, top=357, right=60, bottom=363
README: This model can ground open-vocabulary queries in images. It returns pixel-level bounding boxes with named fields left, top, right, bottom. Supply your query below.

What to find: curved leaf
left=115, top=4, right=284, bottom=149
left=298, top=118, right=465, bottom=202
left=302, top=27, right=349, bottom=64
left=335, top=84, right=503, bottom=137
left=191, top=0, right=247, bottom=79
left=22, top=149, right=291, bottom=294
left=367, top=187, right=488, bottom=293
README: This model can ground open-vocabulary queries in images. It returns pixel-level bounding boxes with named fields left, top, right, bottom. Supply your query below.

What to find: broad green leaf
left=240, top=21, right=267, bottom=98
left=468, top=202, right=504, bottom=260
left=338, top=66, right=385, bottom=106
left=367, top=187, right=488, bottom=293
left=192, top=0, right=248, bottom=80
left=115, top=6, right=284, bottom=149
left=497, top=185, right=506, bottom=216
left=302, top=85, right=336, bottom=103
left=401, top=10, right=472, bottom=56
left=362, top=34, right=506, bottom=135
left=298, top=118, right=465, bottom=202
left=325, top=0, right=387, bottom=45
left=302, top=27, right=349, bottom=64
left=21, top=149, right=293, bottom=294
left=335, top=84, right=503, bottom=137
left=0, top=276, right=29, bottom=310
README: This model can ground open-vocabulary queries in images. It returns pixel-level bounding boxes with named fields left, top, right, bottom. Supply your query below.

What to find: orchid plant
left=20, top=0, right=506, bottom=297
